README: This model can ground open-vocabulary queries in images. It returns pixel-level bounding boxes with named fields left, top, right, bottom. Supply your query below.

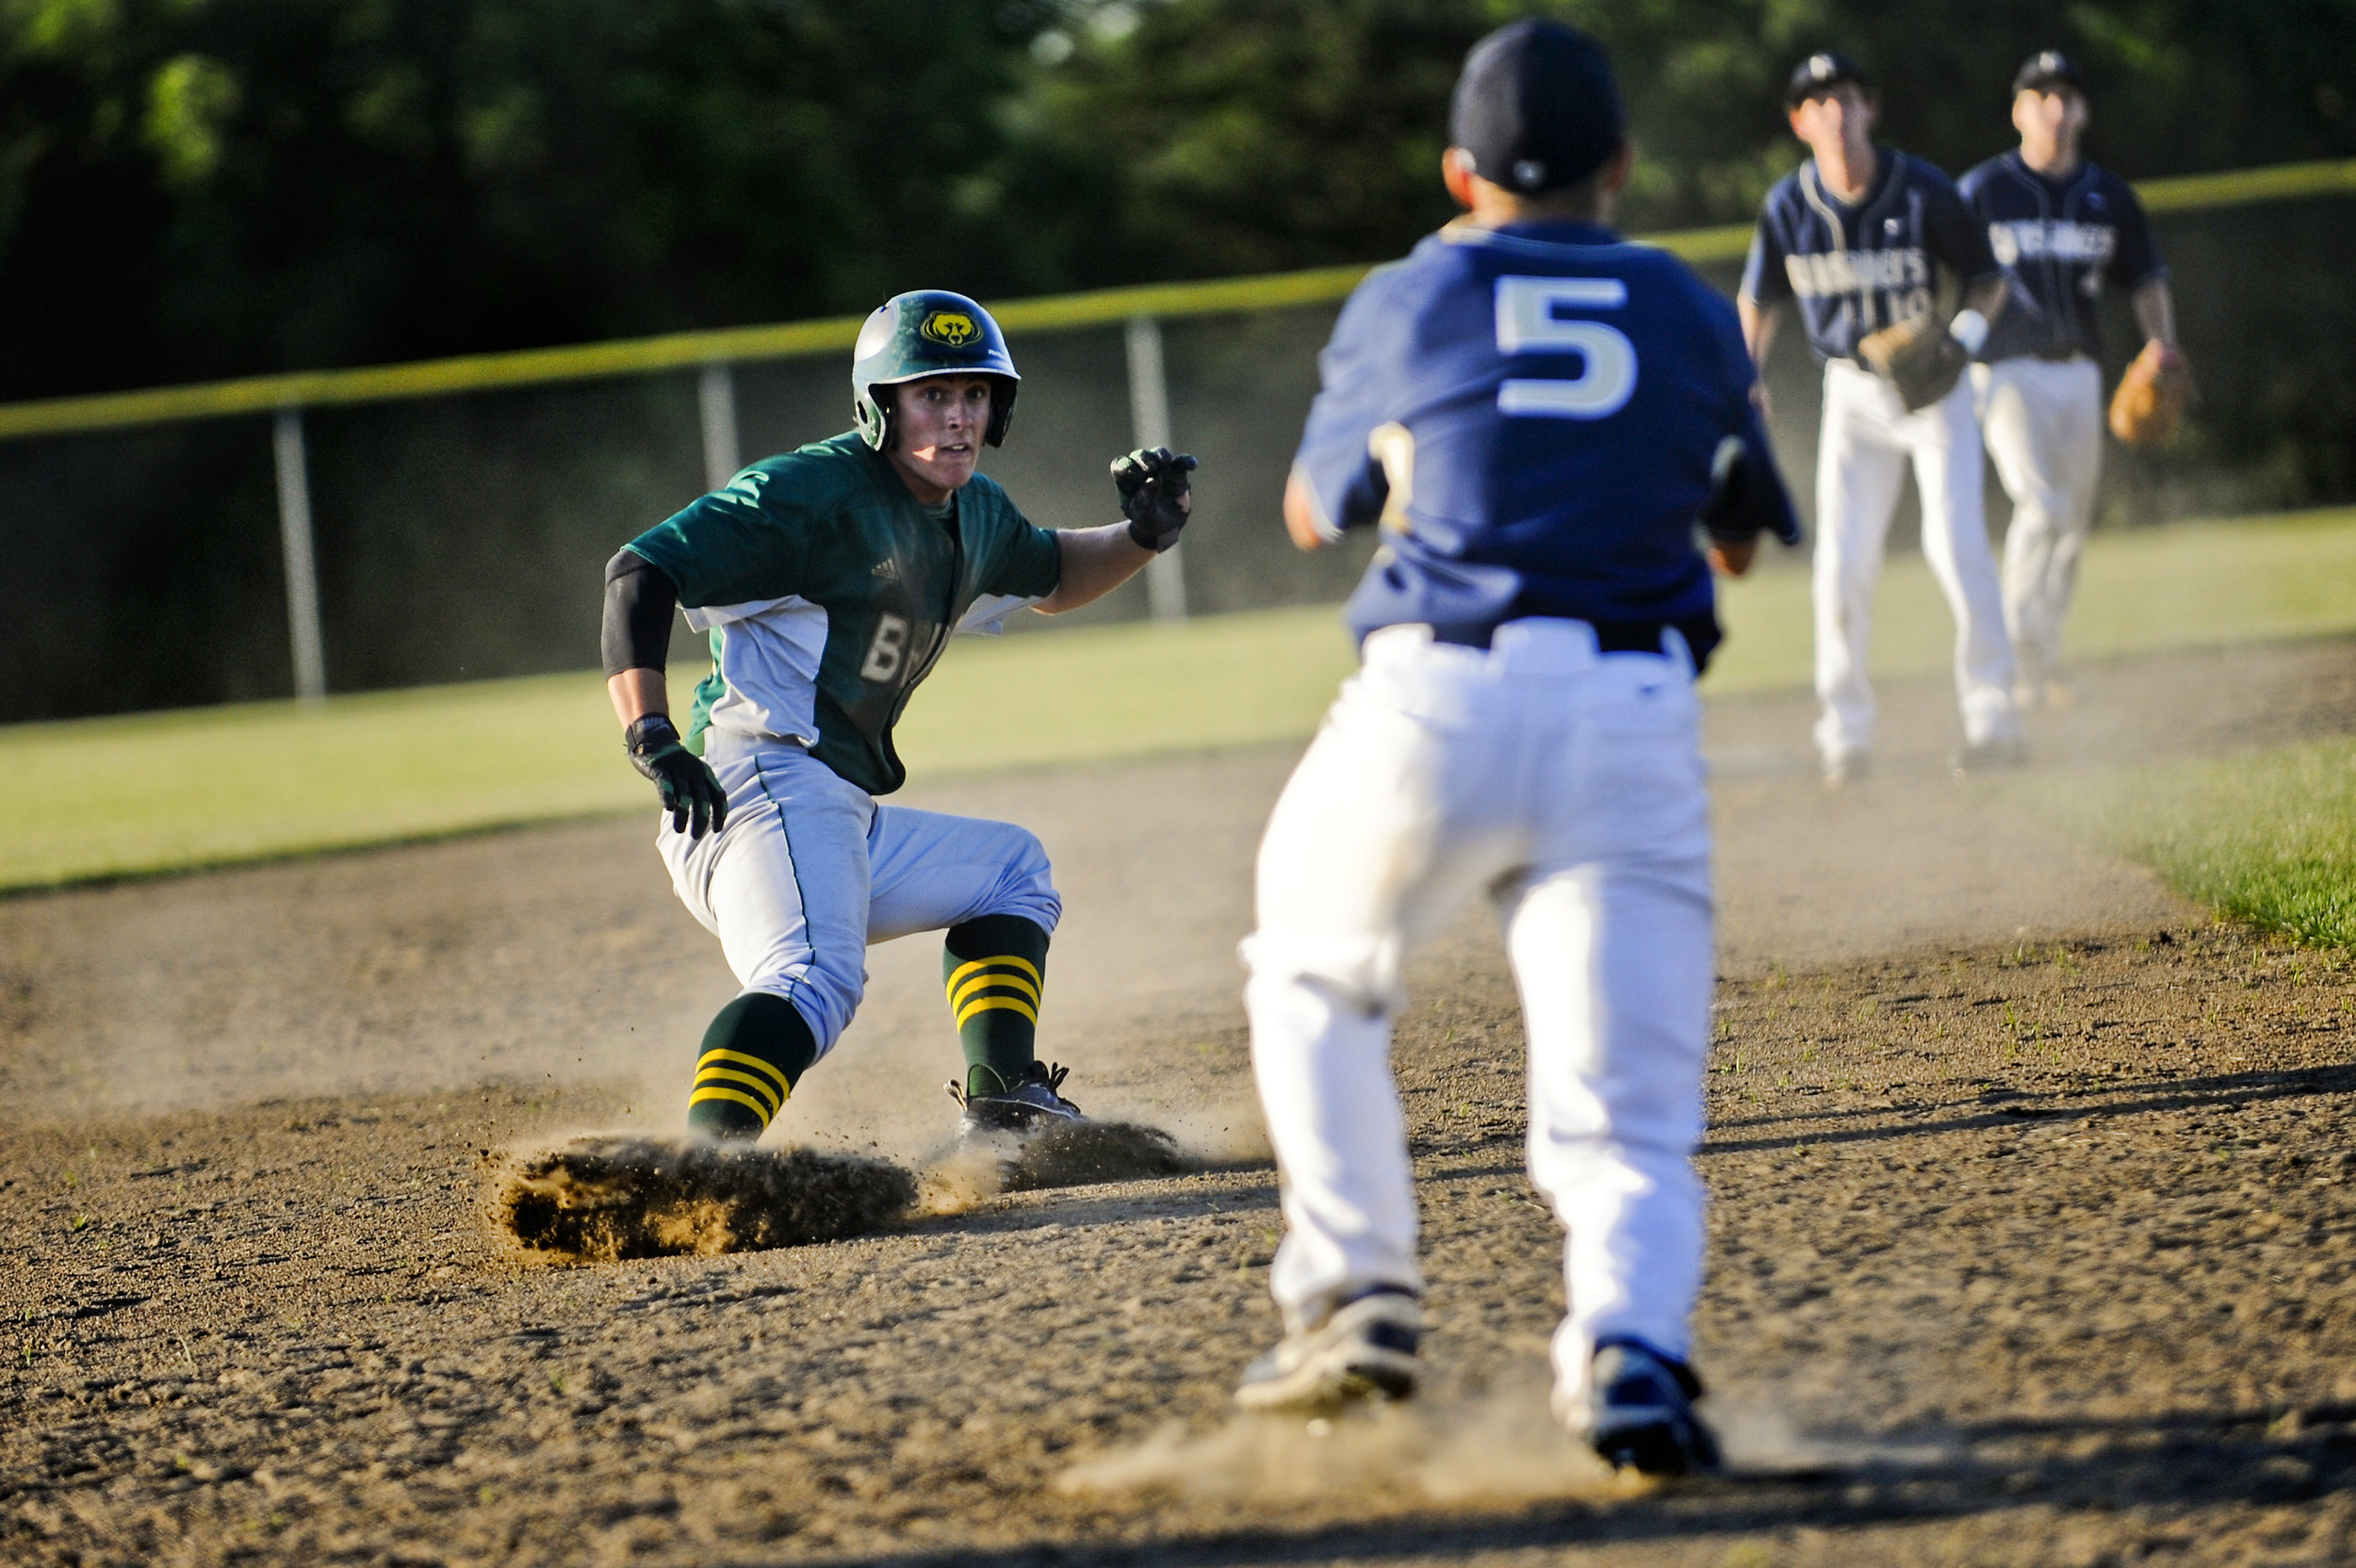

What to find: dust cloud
left=493, top=1135, right=917, bottom=1260
left=1058, top=1375, right=1961, bottom=1504
left=494, top=1119, right=1213, bottom=1254
left=919, top=1119, right=1203, bottom=1214
left=8, top=641, right=2353, bottom=1133
left=1057, top=1382, right=1618, bottom=1505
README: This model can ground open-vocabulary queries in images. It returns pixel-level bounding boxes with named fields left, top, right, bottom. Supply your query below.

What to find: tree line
left=0, top=0, right=2348, bottom=401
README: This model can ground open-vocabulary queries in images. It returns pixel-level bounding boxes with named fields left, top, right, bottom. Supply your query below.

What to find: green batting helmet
left=852, top=290, right=1020, bottom=451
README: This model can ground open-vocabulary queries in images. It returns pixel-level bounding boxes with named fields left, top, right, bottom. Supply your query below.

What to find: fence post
left=271, top=407, right=328, bottom=705
left=698, top=361, right=741, bottom=491
left=1124, top=314, right=1187, bottom=622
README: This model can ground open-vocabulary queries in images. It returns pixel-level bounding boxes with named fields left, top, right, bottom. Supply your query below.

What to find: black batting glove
left=625, top=715, right=728, bottom=840
left=1112, top=447, right=1198, bottom=552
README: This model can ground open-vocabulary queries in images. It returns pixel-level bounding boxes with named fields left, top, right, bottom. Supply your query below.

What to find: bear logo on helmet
left=920, top=310, right=979, bottom=347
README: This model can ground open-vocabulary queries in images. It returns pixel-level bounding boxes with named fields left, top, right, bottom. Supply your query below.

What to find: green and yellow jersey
left=625, top=432, right=1063, bottom=795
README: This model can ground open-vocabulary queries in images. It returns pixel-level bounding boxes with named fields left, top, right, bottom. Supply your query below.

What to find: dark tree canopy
left=1035, top=0, right=2356, bottom=275
left=0, top=0, right=2348, bottom=400
left=0, top=0, right=1080, bottom=398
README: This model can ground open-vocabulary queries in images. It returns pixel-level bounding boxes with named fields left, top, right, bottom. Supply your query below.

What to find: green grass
left=1706, top=503, right=2356, bottom=694
left=2037, top=738, right=2356, bottom=950
left=8, top=504, right=2356, bottom=892
left=0, top=605, right=1364, bottom=890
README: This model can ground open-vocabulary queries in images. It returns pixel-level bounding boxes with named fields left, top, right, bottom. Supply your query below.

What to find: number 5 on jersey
left=1495, top=276, right=1636, bottom=419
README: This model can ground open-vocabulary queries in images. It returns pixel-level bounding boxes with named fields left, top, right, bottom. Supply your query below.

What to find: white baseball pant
left=1973, top=355, right=2104, bottom=693
left=1813, top=358, right=2020, bottom=764
left=658, top=731, right=1061, bottom=1055
left=1242, top=619, right=1715, bottom=1411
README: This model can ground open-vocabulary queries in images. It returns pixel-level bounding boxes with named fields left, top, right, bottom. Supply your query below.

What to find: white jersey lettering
left=1783, top=247, right=1929, bottom=299
left=859, top=613, right=909, bottom=682
left=1988, top=220, right=2118, bottom=269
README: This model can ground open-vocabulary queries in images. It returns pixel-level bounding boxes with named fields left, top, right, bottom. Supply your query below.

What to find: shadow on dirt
left=1700, top=1062, right=2356, bottom=1156
left=764, top=1398, right=2356, bottom=1567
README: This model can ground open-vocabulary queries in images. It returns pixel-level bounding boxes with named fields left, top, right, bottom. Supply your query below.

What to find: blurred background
left=1, top=0, right=2352, bottom=724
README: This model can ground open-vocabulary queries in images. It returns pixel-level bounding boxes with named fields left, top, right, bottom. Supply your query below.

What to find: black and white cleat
left=945, top=1060, right=1085, bottom=1139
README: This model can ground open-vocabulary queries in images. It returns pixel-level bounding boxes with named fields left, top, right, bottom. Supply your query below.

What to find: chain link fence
left=1, top=163, right=2349, bottom=726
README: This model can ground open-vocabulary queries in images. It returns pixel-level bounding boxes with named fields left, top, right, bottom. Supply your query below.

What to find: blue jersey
left=1294, top=218, right=1796, bottom=660
left=1957, top=153, right=2166, bottom=363
left=1740, top=149, right=1999, bottom=361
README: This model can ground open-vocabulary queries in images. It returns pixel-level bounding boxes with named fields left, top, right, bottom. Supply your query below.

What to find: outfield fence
left=3, top=157, right=2352, bottom=724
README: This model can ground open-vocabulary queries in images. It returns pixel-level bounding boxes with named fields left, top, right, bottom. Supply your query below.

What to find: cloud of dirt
left=491, top=1135, right=917, bottom=1261
left=1057, top=1384, right=1622, bottom=1505
left=1059, top=1373, right=1962, bottom=1502
left=1154, top=1102, right=1274, bottom=1168
left=1704, top=1389, right=1959, bottom=1476
left=917, top=1119, right=1201, bottom=1215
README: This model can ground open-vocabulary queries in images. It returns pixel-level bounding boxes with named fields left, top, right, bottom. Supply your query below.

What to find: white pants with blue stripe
left=658, top=732, right=1061, bottom=1059
left=1242, top=620, right=1715, bottom=1415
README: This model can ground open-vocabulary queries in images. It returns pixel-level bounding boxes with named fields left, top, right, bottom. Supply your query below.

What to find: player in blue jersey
left=600, top=291, right=1196, bottom=1147
left=1962, top=51, right=2182, bottom=710
left=1230, top=20, right=1798, bottom=1478
left=1741, top=53, right=2022, bottom=786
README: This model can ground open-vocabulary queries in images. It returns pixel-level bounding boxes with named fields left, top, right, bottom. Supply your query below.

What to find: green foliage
left=141, top=53, right=237, bottom=186
left=0, top=0, right=1079, bottom=397
left=0, top=0, right=2349, bottom=408
left=2045, top=738, right=2356, bottom=951
left=1035, top=0, right=2356, bottom=257
left=1025, top=0, right=1483, bottom=280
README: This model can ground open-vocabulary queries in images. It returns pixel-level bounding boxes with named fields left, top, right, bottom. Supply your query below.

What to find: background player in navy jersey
left=1741, top=53, right=2023, bottom=787
left=1962, top=51, right=2182, bottom=710
left=1231, top=20, right=1798, bottom=1478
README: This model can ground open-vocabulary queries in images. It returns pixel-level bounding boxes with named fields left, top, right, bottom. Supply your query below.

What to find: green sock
left=686, top=992, right=819, bottom=1140
left=943, top=914, right=1050, bottom=1097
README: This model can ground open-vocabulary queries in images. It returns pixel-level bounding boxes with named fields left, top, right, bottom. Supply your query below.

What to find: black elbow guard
left=601, top=548, right=680, bottom=677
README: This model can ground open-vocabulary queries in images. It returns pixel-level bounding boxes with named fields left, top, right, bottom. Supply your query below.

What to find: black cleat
left=1583, top=1340, right=1722, bottom=1478
left=946, top=1060, right=1084, bottom=1137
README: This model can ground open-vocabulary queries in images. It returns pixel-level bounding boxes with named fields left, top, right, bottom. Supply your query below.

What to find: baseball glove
left=1857, top=315, right=1970, bottom=413
left=2107, top=342, right=2194, bottom=447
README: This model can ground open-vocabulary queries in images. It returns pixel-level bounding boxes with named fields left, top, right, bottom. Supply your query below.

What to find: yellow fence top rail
left=0, top=156, right=2346, bottom=445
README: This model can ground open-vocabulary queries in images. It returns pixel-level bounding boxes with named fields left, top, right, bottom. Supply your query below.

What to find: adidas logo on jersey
left=872, top=558, right=901, bottom=580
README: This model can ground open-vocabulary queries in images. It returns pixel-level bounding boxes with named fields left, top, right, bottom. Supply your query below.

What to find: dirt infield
left=6, top=638, right=2356, bottom=1566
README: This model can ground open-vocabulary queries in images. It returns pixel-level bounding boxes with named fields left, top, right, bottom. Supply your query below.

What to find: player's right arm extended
left=602, top=548, right=728, bottom=840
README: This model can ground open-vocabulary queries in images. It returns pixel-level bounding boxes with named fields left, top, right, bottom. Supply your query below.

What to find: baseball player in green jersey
left=600, top=290, right=1196, bottom=1142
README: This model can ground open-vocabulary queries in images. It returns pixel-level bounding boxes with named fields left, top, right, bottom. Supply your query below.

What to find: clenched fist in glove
left=1112, top=447, right=1198, bottom=552
left=627, top=714, right=728, bottom=840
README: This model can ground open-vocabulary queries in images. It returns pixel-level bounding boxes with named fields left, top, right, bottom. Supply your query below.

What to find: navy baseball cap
left=2014, top=49, right=2086, bottom=95
left=1785, top=51, right=1872, bottom=108
left=1448, top=20, right=1625, bottom=196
